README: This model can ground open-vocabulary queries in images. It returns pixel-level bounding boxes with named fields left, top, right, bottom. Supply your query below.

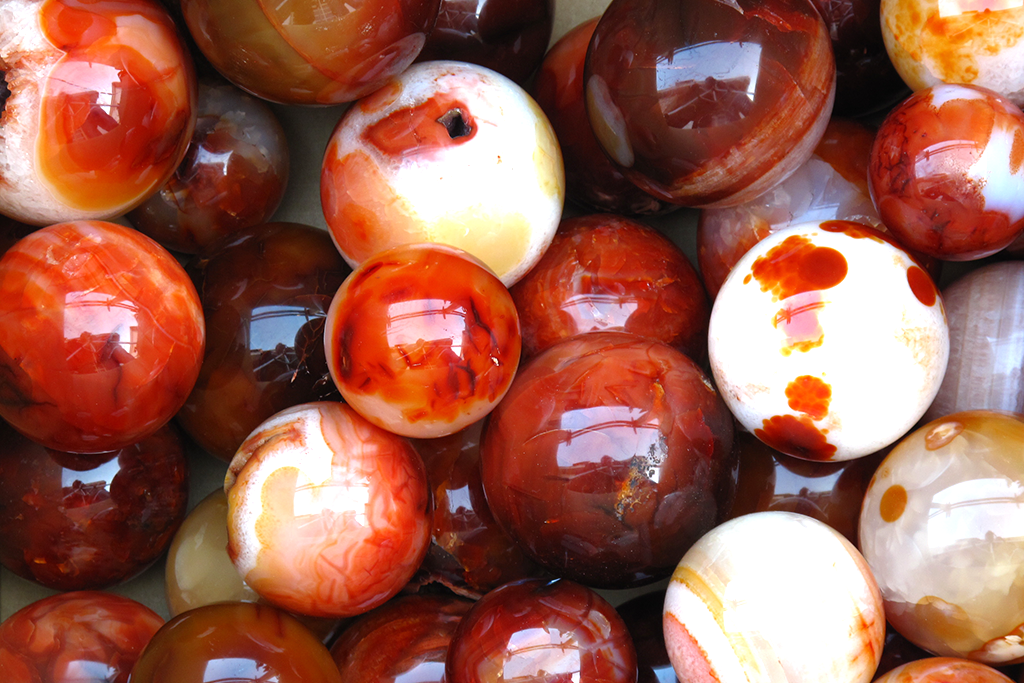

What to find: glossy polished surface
left=664, top=512, right=885, bottom=683
left=924, top=262, right=1024, bottom=422
left=617, top=591, right=678, bottom=683
left=331, top=594, right=473, bottom=683
left=0, top=591, right=163, bottom=683
left=417, top=0, right=554, bottom=84
left=874, top=658, right=1016, bottom=683
left=326, top=243, right=521, bottom=439
left=584, top=0, right=835, bottom=207
left=128, top=80, right=290, bottom=254
left=532, top=18, right=676, bottom=216
left=709, top=221, right=949, bottom=461
left=412, top=421, right=543, bottom=598
left=860, top=411, right=1024, bottom=665
left=869, top=84, right=1024, bottom=260
left=511, top=214, right=710, bottom=360
left=177, top=222, right=349, bottom=461
left=0, top=422, right=188, bottom=591
left=128, top=602, right=343, bottom=683
left=447, top=578, right=638, bottom=683
left=0, top=0, right=196, bottom=224
left=181, top=0, right=441, bottom=105
left=321, top=60, right=564, bottom=286
left=0, top=221, right=205, bottom=453
left=225, top=402, right=431, bottom=618
left=481, top=331, right=736, bottom=588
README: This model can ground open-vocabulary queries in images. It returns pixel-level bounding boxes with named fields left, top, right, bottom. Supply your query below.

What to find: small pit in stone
left=0, top=72, right=9, bottom=120
left=437, top=108, right=472, bottom=139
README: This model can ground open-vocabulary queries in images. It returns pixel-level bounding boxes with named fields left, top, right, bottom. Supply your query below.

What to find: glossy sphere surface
left=412, top=421, right=543, bottom=598
left=417, top=0, right=554, bottom=84
left=709, top=221, right=949, bottom=461
left=874, top=658, right=1016, bottom=683
left=129, top=602, right=342, bottom=683
left=0, top=0, right=196, bottom=225
left=725, top=431, right=884, bottom=545
left=584, top=0, right=835, bottom=207
left=924, top=262, right=1024, bottom=422
left=481, top=331, right=736, bottom=588
left=870, top=84, right=1024, bottom=260
left=0, top=422, right=188, bottom=590
left=176, top=222, right=349, bottom=461
left=225, top=402, right=431, bottom=618
left=165, top=489, right=259, bottom=616
left=0, top=221, right=205, bottom=453
left=511, top=214, right=710, bottom=360
left=447, top=578, right=638, bottom=683
left=181, top=0, right=440, bottom=105
left=0, top=591, right=163, bottom=683
left=859, top=411, right=1024, bottom=665
left=881, top=0, right=1024, bottom=106
left=664, top=511, right=885, bottom=683
left=331, top=594, right=473, bottom=683
left=127, top=80, right=290, bottom=254
left=617, top=591, right=677, bottom=683
left=326, top=244, right=521, bottom=439
left=532, top=18, right=675, bottom=216
left=321, top=60, right=564, bottom=286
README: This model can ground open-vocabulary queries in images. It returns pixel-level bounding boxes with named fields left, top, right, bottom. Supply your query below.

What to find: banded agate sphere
left=709, top=220, right=949, bottom=462
left=0, top=0, right=196, bottom=225
left=860, top=411, right=1024, bottom=665
left=584, top=0, right=835, bottom=207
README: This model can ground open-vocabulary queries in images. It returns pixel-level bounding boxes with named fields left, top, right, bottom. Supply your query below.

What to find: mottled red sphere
left=0, top=422, right=189, bottom=590
left=129, top=602, right=343, bottom=683
left=481, top=332, right=736, bottom=589
left=0, top=591, right=164, bottom=683
left=0, top=221, right=205, bottom=453
left=584, top=0, right=836, bottom=207
left=532, top=18, right=676, bottom=215
left=331, top=594, right=473, bottom=683
left=326, top=243, right=521, bottom=439
left=447, top=579, right=638, bottom=683
left=511, top=214, right=709, bottom=359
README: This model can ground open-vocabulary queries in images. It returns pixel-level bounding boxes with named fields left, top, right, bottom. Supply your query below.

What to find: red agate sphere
left=0, top=0, right=196, bottom=225
left=0, top=221, right=205, bottom=453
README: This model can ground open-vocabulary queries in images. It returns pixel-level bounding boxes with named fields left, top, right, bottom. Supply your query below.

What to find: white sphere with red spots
left=707, top=220, right=949, bottom=462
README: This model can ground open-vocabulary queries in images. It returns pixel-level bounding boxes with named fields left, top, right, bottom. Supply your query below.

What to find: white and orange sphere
left=320, top=60, right=565, bottom=286
left=664, top=511, right=885, bottom=683
left=708, top=220, right=949, bottom=462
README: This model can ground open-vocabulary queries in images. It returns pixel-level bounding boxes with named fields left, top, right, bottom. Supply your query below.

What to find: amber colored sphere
left=416, top=0, right=554, bottom=84
left=510, top=214, right=710, bottom=360
left=447, top=578, right=638, bottom=683
left=127, top=79, right=290, bottom=254
left=874, top=658, right=1016, bottom=683
left=532, top=18, right=675, bottom=215
left=0, top=221, right=205, bottom=453
left=0, top=591, right=164, bottom=683
left=480, top=331, right=736, bottom=589
left=129, top=602, right=343, bottom=683
left=0, top=422, right=188, bottom=591
left=325, top=243, right=521, bottom=439
left=411, top=421, right=544, bottom=598
left=330, top=594, right=473, bottom=683
left=176, top=222, right=349, bottom=461
left=584, top=0, right=836, bottom=208
left=180, top=0, right=441, bottom=105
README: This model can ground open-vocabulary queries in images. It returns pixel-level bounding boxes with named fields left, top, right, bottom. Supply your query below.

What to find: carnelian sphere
left=0, top=0, right=197, bottom=225
left=0, top=221, right=205, bottom=453
left=325, top=243, right=521, bottom=439
left=224, top=402, right=431, bottom=618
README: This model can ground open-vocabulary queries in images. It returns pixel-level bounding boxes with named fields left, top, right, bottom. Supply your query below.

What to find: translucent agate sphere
left=860, top=411, right=1024, bottom=665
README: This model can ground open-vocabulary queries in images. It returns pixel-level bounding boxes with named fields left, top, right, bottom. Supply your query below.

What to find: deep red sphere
left=0, top=221, right=205, bottom=453
left=480, top=331, right=736, bottom=589
left=0, top=591, right=164, bottom=683
left=446, top=578, right=638, bottom=683
left=511, top=214, right=710, bottom=360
